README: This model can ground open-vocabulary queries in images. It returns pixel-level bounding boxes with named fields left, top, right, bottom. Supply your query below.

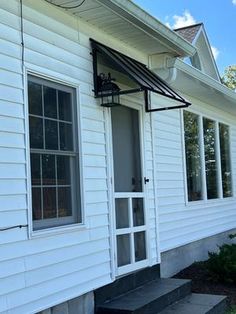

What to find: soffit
left=46, top=0, right=196, bottom=57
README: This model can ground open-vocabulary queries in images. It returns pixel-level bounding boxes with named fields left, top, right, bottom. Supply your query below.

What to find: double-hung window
left=28, top=75, right=81, bottom=230
left=183, top=110, right=232, bottom=202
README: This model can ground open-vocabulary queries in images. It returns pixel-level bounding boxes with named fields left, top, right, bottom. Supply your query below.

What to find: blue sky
left=133, top=0, right=236, bottom=75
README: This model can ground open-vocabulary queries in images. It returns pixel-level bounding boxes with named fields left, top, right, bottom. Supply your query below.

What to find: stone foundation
left=38, top=292, right=94, bottom=314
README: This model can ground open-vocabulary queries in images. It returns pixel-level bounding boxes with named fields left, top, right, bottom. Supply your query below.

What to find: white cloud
left=165, top=22, right=171, bottom=28
left=232, top=0, right=236, bottom=5
left=172, top=10, right=196, bottom=29
left=211, top=46, right=220, bottom=60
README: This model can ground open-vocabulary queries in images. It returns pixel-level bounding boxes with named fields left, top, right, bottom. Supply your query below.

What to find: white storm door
left=111, top=105, right=148, bottom=276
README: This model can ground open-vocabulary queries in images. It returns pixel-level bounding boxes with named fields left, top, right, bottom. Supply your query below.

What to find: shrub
left=206, top=234, right=236, bottom=284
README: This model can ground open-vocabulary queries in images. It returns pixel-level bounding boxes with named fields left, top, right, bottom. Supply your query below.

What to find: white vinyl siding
left=0, top=1, right=158, bottom=313
left=0, top=1, right=110, bottom=312
left=152, top=98, right=236, bottom=253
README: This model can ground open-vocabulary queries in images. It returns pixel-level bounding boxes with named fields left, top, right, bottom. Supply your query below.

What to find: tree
left=221, top=65, right=236, bottom=91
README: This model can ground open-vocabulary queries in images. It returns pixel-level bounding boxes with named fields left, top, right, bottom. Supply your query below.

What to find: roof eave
left=96, top=0, right=196, bottom=57
left=167, top=59, right=236, bottom=109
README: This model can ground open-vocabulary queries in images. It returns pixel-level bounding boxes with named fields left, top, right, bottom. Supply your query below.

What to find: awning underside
left=91, top=39, right=191, bottom=112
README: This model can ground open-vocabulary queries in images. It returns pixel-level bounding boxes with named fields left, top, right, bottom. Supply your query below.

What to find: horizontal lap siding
left=0, top=1, right=113, bottom=313
left=0, top=0, right=27, bottom=253
left=153, top=96, right=236, bottom=253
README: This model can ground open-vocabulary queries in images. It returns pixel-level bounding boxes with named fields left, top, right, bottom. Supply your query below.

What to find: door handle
left=144, top=177, right=150, bottom=184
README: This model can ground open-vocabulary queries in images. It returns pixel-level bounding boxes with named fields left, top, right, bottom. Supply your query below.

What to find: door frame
left=106, top=100, right=151, bottom=278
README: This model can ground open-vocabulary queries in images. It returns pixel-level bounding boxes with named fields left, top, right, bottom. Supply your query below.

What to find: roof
left=174, top=23, right=203, bottom=43
left=175, top=23, right=220, bottom=81
left=45, top=0, right=196, bottom=57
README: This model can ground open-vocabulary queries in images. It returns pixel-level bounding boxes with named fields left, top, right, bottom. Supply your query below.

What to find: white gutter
left=96, top=0, right=196, bottom=57
left=169, top=58, right=236, bottom=103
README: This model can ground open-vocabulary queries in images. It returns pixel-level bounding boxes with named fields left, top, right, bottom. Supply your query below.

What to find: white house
left=0, top=0, right=235, bottom=313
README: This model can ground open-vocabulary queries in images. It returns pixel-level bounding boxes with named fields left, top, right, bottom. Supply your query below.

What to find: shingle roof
left=174, top=23, right=203, bottom=43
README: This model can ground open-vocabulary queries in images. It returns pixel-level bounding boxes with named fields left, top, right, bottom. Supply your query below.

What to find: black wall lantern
left=97, top=73, right=121, bottom=107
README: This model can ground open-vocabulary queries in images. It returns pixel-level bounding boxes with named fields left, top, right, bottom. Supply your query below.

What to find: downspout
left=154, top=65, right=178, bottom=85
left=164, top=67, right=177, bottom=84
left=149, top=53, right=179, bottom=85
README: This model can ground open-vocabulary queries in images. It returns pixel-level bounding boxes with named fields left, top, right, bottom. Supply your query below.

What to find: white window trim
left=181, top=108, right=235, bottom=206
left=24, top=68, right=87, bottom=239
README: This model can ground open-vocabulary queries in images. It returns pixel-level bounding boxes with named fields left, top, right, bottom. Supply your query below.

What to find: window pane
left=59, top=122, right=73, bottom=151
left=42, top=154, right=56, bottom=185
left=203, top=118, right=218, bottom=199
left=43, top=86, right=57, bottom=118
left=28, top=81, right=42, bottom=116
left=219, top=123, right=232, bottom=197
left=58, top=91, right=72, bottom=121
left=43, top=187, right=57, bottom=218
left=111, top=106, right=142, bottom=193
left=184, top=111, right=203, bottom=201
left=58, top=187, right=72, bottom=217
left=117, top=234, right=131, bottom=267
left=45, top=119, right=58, bottom=150
left=133, top=198, right=144, bottom=226
left=134, top=231, right=146, bottom=262
left=57, top=155, right=71, bottom=185
left=28, top=76, right=79, bottom=229
left=115, top=198, right=129, bottom=229
left=29, top=117, right=44, bottom=149
left=32, top=188, right=42, bottom=220
left=30, top=154, right=41, bottom=185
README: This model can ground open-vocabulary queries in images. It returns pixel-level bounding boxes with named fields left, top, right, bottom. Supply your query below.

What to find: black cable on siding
left=0, top=225, right=28, bottom=232
left=44, top=0, right=86, bottom=10
left=20, top=0, right=24, bottom=70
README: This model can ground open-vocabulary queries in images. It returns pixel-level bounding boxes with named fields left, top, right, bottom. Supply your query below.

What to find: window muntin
left=184, top=111, right=203, bottom=201
left=219, top=123, right=232, bottom=197
left=28, top=76, right=80, bottom=230
left=203, top=118, right=218, bottom=199
left=184, top=110, right=232, bottom=202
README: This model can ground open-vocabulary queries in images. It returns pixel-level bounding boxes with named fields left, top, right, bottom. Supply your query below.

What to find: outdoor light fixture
left=91, top=39, right=191, bottom=112
left=97, top=73, right=121, bottom=107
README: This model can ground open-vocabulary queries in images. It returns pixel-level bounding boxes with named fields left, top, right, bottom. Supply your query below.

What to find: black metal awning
left=91, top=39, right=191, bottom=112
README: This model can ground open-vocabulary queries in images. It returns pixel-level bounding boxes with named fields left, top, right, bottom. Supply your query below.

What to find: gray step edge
left=159, top=293, right=228, bottom=314
left=97, top=278, right=192, bottom=314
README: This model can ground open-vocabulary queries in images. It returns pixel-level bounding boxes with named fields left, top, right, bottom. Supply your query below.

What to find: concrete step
left=96, top=278, right=191, bottom=314
left=95, top=264, right=160, bottom=306
left=159, top=293, right=228, bottom=314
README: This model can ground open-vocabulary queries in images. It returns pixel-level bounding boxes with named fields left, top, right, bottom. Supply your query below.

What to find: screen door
left=111, top=105, right=148, bottom=276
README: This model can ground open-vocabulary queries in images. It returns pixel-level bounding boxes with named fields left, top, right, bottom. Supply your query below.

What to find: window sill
left=29, top=222, right=88, bottom=239
left=185, top=196, right=236, bottom=208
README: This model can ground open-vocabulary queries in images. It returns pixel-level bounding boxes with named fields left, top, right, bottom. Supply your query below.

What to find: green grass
left=226, top=306, right=236, bottom=314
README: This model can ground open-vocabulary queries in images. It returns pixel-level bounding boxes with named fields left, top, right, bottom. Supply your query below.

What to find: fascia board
left=96, top=0, right=196, bottom=57
left=201, top=29, right=221, bottom=81
left=168, top=58, right=236, bottom=103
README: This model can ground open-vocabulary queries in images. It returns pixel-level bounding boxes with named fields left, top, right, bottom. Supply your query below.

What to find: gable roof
left=174, top=23, right=202, bottom=44
left=174, top=23, right=220, bottom=81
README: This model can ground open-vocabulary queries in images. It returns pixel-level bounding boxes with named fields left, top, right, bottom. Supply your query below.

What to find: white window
left=183, top=110, right=232, bottom=202
left=28, top=75, right=81, bottom=230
